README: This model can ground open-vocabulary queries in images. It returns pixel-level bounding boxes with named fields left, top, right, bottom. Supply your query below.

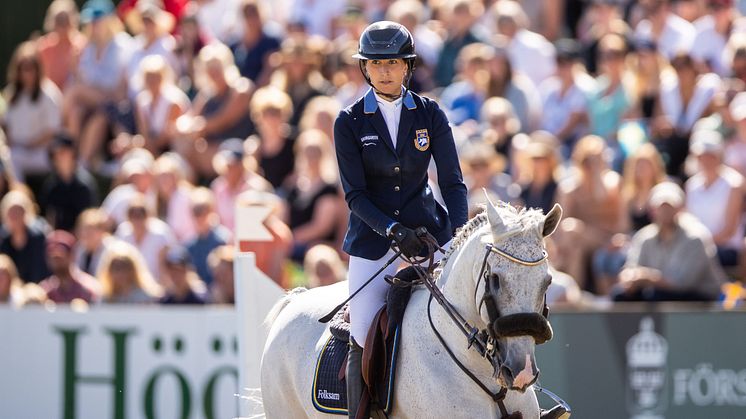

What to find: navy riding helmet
left=353, top=21, right=417, bottom=91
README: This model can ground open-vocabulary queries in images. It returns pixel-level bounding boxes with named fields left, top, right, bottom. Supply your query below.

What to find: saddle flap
left=312, top=307, right=403, bottom=416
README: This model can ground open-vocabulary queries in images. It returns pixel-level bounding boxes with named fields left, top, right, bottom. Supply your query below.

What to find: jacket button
left=394, top=166, right=400, bottom=173
left=394, top=210, right=400, bottom=216
left=394, top=186, right=400, bottom=192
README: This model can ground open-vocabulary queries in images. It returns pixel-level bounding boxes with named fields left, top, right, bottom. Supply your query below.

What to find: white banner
left=0, top=305, right=243, bottom=419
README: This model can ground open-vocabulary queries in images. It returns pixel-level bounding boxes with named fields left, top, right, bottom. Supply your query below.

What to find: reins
left=318, top=227, right=569, bottom=417
left=396, top=231, right=555, bottom=418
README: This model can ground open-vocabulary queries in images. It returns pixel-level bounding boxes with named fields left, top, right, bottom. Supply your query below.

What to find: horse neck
left=437, top=225, right=486, bottom=335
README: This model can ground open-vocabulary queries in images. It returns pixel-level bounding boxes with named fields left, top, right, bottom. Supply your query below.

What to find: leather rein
left=392, top=233, right=556, bottom=418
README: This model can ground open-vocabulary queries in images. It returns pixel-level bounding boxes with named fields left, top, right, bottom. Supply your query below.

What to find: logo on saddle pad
left=318, top=390, right=341, bottom=401
left=414, top=129, right=430, bottom=151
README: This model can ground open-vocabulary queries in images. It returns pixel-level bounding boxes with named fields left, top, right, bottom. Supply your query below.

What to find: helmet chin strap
left=375, top=88, right=402, bottom=101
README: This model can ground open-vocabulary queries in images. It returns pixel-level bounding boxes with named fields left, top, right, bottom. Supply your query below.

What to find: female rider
left=334, top=21, right=468, bottom=417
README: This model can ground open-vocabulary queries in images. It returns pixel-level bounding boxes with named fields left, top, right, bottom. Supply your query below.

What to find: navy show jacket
left=334, top=88, right=468, bottom=260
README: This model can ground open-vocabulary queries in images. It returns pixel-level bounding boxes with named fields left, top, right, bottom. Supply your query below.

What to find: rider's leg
left=346, top=336, right=365, bottom=419
left=347, top=250, right=399, bottom=346
left=347, top=250, right=398, bottom=417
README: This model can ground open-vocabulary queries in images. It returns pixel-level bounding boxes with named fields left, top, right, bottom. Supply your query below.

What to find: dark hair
left=6, top=42, right=43, bottom=105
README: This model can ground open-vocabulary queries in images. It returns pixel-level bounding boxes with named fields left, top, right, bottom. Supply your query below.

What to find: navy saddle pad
left=311, top=328, right=401, bottom=415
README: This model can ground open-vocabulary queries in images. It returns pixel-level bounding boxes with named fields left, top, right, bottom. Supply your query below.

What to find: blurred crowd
left=2, top=0, right=746, bottom=309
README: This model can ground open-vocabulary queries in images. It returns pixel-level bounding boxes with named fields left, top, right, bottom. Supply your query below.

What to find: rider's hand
left=388, top=223, right=424, bottom=258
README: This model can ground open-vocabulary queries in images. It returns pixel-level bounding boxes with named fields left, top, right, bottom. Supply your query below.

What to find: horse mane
left=438, top=211, right=488, bottom=271
left=435, top=203, right=546, bottom=280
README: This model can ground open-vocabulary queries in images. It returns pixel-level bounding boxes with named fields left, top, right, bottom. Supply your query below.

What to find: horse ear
left=486, top=198, right=506, bottom=235
left=542, top=204, right=563, bottom=237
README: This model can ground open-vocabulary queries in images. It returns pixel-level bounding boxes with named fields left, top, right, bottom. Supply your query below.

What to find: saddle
left=312, top=267, right=420, bottom=416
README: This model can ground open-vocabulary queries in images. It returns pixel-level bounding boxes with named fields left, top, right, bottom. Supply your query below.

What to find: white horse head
left=439, top=198, right=562, bottom=393
left=487, top=200, right=562, bottom=392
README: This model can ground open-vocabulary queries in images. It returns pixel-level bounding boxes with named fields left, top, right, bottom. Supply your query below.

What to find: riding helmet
left=353, top=21, right=417, bottom=60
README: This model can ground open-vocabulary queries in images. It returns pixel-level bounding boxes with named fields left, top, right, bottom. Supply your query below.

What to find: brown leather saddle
left=312, top=269, right=416, bottom=417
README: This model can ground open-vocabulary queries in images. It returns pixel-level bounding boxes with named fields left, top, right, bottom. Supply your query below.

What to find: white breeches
left=348, top=242, right=449, bottom=347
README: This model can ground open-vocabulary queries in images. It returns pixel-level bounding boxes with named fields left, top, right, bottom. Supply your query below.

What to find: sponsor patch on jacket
left=414, top=129, right=430, bottom=151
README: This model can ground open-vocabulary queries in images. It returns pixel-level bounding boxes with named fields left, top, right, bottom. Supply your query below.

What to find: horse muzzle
left=491, top=312, right=553, bottom=344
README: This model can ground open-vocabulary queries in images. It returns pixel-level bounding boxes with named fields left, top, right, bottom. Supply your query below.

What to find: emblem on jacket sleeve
left=414, top=129, right=430, bottom=151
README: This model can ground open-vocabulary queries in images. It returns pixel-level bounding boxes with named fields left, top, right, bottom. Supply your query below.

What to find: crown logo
left=627, top=317, right=668, bottom=368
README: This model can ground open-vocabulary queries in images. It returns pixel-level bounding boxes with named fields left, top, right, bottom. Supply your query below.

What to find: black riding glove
left=388, top=223, right=424, bottom=258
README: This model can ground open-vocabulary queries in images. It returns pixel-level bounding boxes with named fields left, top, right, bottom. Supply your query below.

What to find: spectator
left=386, top=0, right=443, bottom=92
left=544, top=236, right=583, bottom=308
left=613, top=181, right=725, bottom=301
left=250, top=86, right=295, bottom=189
left=656, top=52, right=720, bottom=178
left=725, top=34, right=746, bottom=84
left=0, top=190, right=50, bottom=283
left=39, top=133, right=98, bottom=232
left=175, top=42, right=255, bottom=178
left=39, top=230, right=100, bottom=304
left=123, top=2, right=178, bottom=97
left=333, top=43, right=369, bottom=108
left=286, top=0, right=346, bottom=39
left=74, top=208, right=121, bottom=276
left=479, top=97, right=522, bottom=172
left=576, top=0, right=631, bottom=75
left=207, top=244, right=235, bottom=304
left=691, top=0, right=746, bottom=76
left=517, top=132, right=561, bottom=215
left=269, top=37, right=332, bottom=128
left=284, top=129, right=342, bottom=262
left=726, top=91, right=746, bottom=175
left=154, top=153, right=195, bottom=242
left=434, top=0, right=484, bottom=87
left=101, top=156, right=157, bottom=225
left=460, top=140, right=518, bottom=209
left=555, top=135, right=628, bottom=292
left=440, top=43, right=493, bottom=126
left=0, top=254, right=26, bottom=306
left=38, top=0, right=87, bottom=91
left=303, top=244, right=346, bottom=288
left=486, top=39, right=542, bottom=134
left=172, top=5, right=208, bottom=98
left=627, top=39, right=666, bottom=125
left=122, top=55, right=190, bottom=156
left=97, top=241, right=162, bottom=303
left=297, top=96, right=341, bottom=147
left=2, top=41, right=63, bottom=182
left=685, top=130, right=744, bottom=269
left=210, top=138, right=272, bottom=231
left=634, top=0, right=696, bottom=59
left=493, top=0, right=557, bottom=88
left=587, top=34, right=632, bottom=169
left=621, top=143, right=668, bottom=232
left=186, top=187, right=230, bottom=285
left=230, top=0, right=281, bottom=85
left=160, top=246, right=207, bottom=304
left=193, top=0, right=242, bottom=43
left=115, top=195, right=177, bottom=280
left=64, top=0, right=132, bottom=165
left=540, top=39, right=592, bottom=158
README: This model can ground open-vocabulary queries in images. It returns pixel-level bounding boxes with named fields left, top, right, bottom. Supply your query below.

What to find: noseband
left=475, top=244, right=553, bottom=346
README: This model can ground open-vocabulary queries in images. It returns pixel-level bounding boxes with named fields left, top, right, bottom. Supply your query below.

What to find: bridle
left=394, top=233, right=566, bottom=418
left=474, top=244, right=553, bottom=348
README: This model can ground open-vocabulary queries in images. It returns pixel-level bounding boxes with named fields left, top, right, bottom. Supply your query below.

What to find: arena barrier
left=1, top=253, right=744, bottom=419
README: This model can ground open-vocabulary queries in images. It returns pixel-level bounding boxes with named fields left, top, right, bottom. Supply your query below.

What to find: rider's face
left=365, top=58, right=407, bottom=97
